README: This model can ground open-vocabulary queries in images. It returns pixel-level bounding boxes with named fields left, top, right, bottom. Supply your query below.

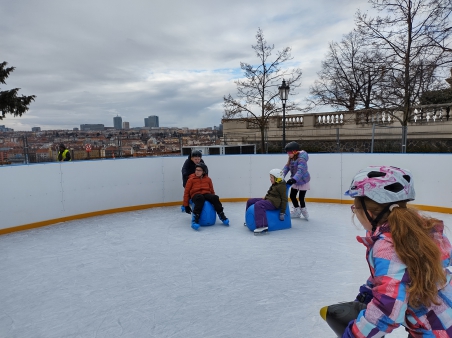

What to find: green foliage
left=0, top=61, right=36, bottom=120
left=419, top=88, right=452, bottom=105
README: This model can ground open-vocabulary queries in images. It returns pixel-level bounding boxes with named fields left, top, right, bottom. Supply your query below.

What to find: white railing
left=316, top=114, right=345, bottom=125
left=412, top=108, right=451, bottom=123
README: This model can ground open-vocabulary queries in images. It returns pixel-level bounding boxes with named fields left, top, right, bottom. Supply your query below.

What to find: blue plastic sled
left=245, top=185, right=292, bottom=232
left=245, top=203, right=291, bottom=232
left=189, top=200, right=216, bottom=226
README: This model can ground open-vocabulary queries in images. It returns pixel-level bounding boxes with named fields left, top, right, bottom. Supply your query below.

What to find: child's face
left=270, top=175, right=275, bottom=184
left=192, top=156, right=201, bottom=164
left=195, top=168, right=204, bottom=177
left=287, top=151, right=295, bottom=159
left=352, top=200, right=373, bottom=231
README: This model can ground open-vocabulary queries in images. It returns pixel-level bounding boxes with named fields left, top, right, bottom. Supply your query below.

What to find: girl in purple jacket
left=282, top=142, right=310, bottom=220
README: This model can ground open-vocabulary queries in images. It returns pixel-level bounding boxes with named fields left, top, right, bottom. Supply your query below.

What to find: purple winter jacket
left=282, top=151, right=310, bottom=189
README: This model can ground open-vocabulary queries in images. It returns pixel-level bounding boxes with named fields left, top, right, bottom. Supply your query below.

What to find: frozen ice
left=1, top=202, right=451, bottom=337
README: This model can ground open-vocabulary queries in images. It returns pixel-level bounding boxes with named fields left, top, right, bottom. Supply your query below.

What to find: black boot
left=218, top=212, right=229, bottom=225
left=191, top=214, right=201, bottom=231
left=194, top=213, right=200, bottom=224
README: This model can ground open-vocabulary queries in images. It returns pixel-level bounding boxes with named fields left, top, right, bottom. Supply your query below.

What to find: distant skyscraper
left=0, top=125, right=14, bottom=132
left=114, top=115, right=123, bottom=129
left=144, top=118, right=150, bottom=127
left=80, top=124, right=105, bottom=131
left=148, top=115, right=159, bottom=128
left=122, top=122, right=130, bottom=129
left=31, top=127, right=41, bottom=132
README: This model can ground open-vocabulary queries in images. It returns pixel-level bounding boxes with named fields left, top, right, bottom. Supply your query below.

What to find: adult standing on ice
left=282, top=141, right=310, bottom=220
left=181, top=150, right=205, bottom=188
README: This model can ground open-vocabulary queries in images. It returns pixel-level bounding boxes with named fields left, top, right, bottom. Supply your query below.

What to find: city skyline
left=2, top=0, right=376, bottom=131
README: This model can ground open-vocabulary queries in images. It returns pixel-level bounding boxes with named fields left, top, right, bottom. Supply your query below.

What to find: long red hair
left=358, top=197, right=446, bottom=308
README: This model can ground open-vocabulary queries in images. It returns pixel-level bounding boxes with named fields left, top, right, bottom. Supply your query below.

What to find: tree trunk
left=260, top=127, right=266, bottom=154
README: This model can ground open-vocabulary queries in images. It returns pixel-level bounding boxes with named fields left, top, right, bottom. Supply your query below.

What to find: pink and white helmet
left=345, top=166, right=415, bottom=203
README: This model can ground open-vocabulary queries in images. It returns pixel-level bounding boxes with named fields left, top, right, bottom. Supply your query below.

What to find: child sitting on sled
left=183, top=163, right=228, bottom=230
left=245, top=169, right=288, bottom=234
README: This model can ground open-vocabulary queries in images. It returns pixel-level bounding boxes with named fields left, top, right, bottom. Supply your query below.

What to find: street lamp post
left=278, top=79, right=290, bottom=150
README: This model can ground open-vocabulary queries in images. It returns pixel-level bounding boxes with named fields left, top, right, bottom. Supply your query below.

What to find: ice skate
left=254, top=226, right=268, bottom=235
left=218, top=212, right=229, bottom=226
left=191, top=214, right=200, bottom=230
left=300, top=207, right=309, bottom=220
left=290, top=207, right=301, bottom=218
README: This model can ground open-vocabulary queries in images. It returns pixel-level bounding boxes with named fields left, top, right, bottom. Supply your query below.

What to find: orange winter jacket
left=183, top=173, right=215, bottom=206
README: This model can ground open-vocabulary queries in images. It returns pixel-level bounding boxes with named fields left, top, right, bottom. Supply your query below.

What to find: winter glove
left=287, top=178, right=296, bottom=185
left=279, top=213, right=285, bottom=221
left=355, top=285, right=373, bottom=304
left=184, top=205, right=192, bottom=214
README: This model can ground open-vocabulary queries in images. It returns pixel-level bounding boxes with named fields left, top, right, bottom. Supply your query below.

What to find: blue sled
left=189, top=200, right=216, bottom=227
left=245, top=185, right=292, bottom=232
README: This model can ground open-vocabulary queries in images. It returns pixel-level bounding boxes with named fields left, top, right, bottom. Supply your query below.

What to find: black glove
left=287, top=178, right=296, bottom=185
left=185, top=205, right=192, bottom=214
left=279, top=213, right=285, bottom=221
left=355, top=285, right=373, bottom=304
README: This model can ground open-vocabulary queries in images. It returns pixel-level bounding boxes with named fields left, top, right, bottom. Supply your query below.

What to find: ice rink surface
left=1, top=202, right=452, bottom=338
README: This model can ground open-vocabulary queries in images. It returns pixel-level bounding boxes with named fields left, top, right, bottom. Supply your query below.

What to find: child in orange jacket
left=183, top=163, right=228, bottom=230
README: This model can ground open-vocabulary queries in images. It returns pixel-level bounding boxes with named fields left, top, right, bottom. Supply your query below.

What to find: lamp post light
left=278, top=79, right=290, bottom=150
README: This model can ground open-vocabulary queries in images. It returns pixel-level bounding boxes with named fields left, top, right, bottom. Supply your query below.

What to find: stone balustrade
left=222, top=103, right=452, bottom=146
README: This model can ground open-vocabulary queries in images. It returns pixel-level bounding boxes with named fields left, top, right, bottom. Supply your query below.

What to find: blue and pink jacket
left=349, top=221, right=452, bottom=337
left=282, top=151, right=310, bottom=189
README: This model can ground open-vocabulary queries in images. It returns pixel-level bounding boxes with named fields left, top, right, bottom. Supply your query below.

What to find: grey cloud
left=1, top=0, right=368, bottom=131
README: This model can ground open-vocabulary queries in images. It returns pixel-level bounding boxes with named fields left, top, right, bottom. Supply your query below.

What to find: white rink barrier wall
left=1, top=153, right=451, bottom=234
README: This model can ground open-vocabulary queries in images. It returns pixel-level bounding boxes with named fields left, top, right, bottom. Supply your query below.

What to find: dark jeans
left=290, top=189, right=307, bottom=208
left=191, top=193, right=223, bottom=215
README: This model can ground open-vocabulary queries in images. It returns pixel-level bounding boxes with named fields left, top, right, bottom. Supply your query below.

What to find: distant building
left=114, top=115, right=123, bottom=129
left=32, top=127, right=41, bottom=132
left=80, top=124, right=105, bottom=131
left=122, top=122, right=130, bottom=129
left=148, top=115, right=159, bottom=128
left=144, top=118, right=149, bottom=127
left=0, top=125, right=13, bottom=132
left=73, top=128, right=79, bottom=131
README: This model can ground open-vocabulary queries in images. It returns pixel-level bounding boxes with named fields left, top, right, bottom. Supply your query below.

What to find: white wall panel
left=1, top=154, right=451, bottom=230
left=1, top=164, right=63, bottom=227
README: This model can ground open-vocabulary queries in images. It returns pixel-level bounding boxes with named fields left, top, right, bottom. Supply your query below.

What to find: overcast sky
left=1, top=0, right=371, bottom=131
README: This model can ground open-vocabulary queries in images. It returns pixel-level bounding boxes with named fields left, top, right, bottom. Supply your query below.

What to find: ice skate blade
left=254, top=230, right=268, bottom=236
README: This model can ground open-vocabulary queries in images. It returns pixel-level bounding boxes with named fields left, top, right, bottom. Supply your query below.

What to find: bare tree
left=356, top=0, right=452, bottom=152
left=308, top=31, right=388, bottom=111
left=223, top=28, right=303, bottom=153
left=0, top=61, right=36, bottom=120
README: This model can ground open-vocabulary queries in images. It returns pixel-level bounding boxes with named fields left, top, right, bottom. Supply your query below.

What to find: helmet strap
left=359, top=197, right=391, bottom=233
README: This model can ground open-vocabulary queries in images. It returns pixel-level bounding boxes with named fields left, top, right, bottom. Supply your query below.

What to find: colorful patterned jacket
left=282, top=151, right=310, bottom=189
left=349, top=221, right=452, bottom=338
